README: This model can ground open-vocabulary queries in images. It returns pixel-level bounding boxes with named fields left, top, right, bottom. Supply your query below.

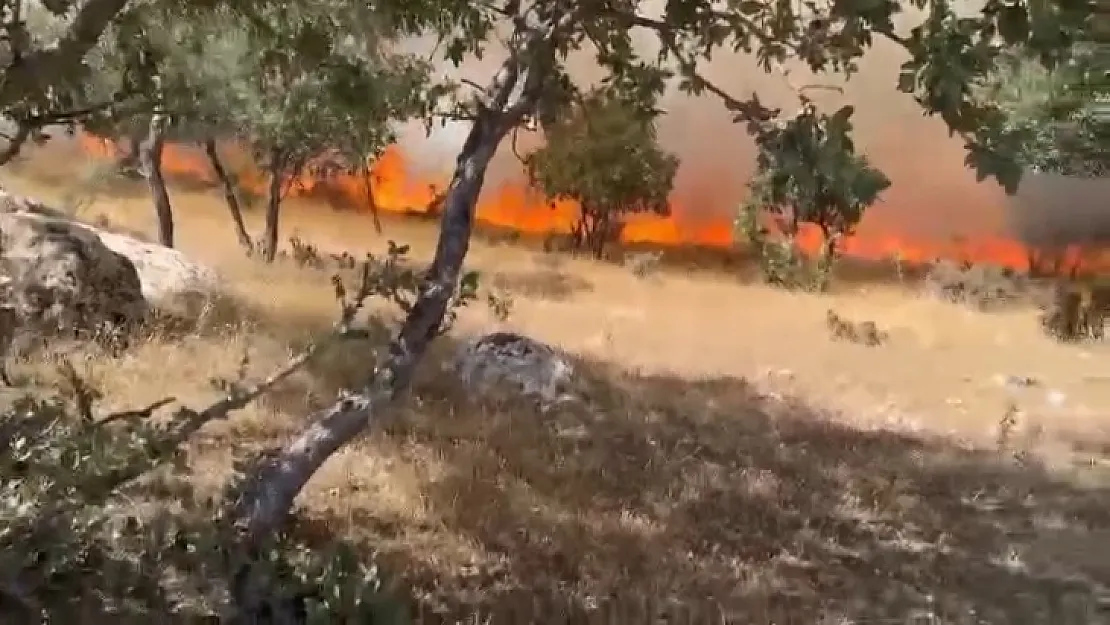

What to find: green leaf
left=897, top=66, right=917, bottom=93
left=997, top=5, right=1030, bottom=45
left=737, top=0, right=764, bottom=16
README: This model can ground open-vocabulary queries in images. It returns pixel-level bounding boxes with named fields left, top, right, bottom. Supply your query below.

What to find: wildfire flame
left=75, top=132, right=1105, bottom=273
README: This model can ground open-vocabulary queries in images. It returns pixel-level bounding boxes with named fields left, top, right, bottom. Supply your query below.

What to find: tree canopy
left=982, top=27, right=1108, bottom=177
left=523, top=88, right=679, bottom=258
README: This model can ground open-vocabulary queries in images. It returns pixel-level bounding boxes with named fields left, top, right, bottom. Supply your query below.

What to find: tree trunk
left=571, top=213, right=587, bottom=251
left=203, top=138, right=253, bottom=252
left=226, top=6, right=574, bottom=556
left=140, top=113, right=173, bottom=248
left=589, top=210, right=611, bottom=260
left=359, top=165, right=383, bottom=234
left=230, top=92, right=539, bottom=542
left=262, top=149, right=284, bottom=263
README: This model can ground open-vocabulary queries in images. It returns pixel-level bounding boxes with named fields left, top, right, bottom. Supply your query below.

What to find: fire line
left=76, top=132, right=1108, bottom=273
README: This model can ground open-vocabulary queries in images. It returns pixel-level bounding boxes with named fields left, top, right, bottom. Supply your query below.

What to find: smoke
left=1009, top=171, right=1110, bottom=249
left=394, top=4, right=1102, bottom=247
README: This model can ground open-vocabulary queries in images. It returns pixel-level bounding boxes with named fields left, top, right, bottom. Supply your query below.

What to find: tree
left=738, top=100, right=891, bottom=290
left=0, top=0, right=183, bottom=167
left=982, top=37, right=1109, bottom=177
left=219, top=2, right=437, bottom=262
left=523, top=88, right=679, bottom=259
left=227, top=0, right=1094, bottom=542
left=73, top=0, right=436, bottom=254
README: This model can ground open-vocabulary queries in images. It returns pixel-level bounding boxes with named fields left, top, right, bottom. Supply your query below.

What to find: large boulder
left=0, top=189, right=147, bottom=339
left=453, top=331, right=577, bottom=410
left=92, top=229, right=220, bottom=307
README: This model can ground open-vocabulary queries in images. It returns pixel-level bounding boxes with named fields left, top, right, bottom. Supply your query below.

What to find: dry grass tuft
left=7, top=141, right=1110, bottom=621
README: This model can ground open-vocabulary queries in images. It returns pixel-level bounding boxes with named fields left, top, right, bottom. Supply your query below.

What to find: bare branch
left=611, top=11, right=782, bottom=125
left=0, top=96, right=135, bottom=166
left=777, top=67, right=844, bottom=107
left=96, top=397, right=176, bottom=426
left=510, top=124, right=526, bottom=164
left=56, top=358, right=102, bottom=423
left=459, top=78, right=486, bottom=93
left=358, top=165, right=384, bottom=235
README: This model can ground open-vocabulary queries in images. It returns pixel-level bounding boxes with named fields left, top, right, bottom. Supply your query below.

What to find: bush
left=523, top=88, right=678, bottom=260
left=736, top=103, right=890, bottom=291
left=922, top=259, right=1027, bottom=310
left=0, top=390, right=408, bottom=622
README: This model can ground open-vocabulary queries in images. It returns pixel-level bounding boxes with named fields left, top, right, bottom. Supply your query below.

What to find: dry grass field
left=6, top=141, right=1110, bottom=622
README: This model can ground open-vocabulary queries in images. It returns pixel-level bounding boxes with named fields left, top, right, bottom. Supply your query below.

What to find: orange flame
left=76, top=132, right=1109, bottom=273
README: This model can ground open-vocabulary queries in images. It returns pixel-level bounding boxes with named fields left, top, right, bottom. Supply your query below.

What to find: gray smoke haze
left=392, top=3, right=1110, bottom=249
left=392, top=2, right=1034, bottom=244
left=1009, top=171, right=1110, bottom=249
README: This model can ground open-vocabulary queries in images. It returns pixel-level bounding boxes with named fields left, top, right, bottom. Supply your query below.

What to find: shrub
left=0, top=391, right=408, bottom=622
left=523, top=89, right=678, bottom=260
left=922, top=259, right=1027, bottom=310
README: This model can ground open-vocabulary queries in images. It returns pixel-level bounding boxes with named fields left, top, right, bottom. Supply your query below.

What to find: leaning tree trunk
left=140, top=114, right=174, bottom=248
left=230, top=112, right=511, bottom=536
left=203, top=138, right=253, bottom=252
left=261, top=149, right=284, bottom=263
left=227, top=19, right=562, bottom=539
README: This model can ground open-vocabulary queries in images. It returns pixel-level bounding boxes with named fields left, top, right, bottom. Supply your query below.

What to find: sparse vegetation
left=0, top=392, right=407, bottom=622
left=923, top=259, right=1029, bottom=311
left=1039, top=279, right=1110, bottom=342
left=825, top=308, right=888, bottom=347
left=624, top=250, right=664, bottom=279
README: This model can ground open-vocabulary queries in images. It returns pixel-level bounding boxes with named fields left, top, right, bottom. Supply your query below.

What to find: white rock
left=93, top=228, right=220, bottom=305
left=453, top=331, right=576, bottom=409
left=0, top=190, right=147, bottom=335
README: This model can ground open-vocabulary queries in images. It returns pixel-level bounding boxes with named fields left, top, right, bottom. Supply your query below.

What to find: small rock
left=453, top=331, right=576, bottom=410
left=995, top=374, right=1039, bottom=389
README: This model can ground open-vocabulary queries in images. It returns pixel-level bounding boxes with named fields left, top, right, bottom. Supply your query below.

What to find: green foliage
left=893, top=0, right=1093, bottom=192
left=85, top=0, right=440, bottom=167
left=737, top=103, right=890, bottom=291
left=0, top=392, right=407, bottom=621
left=981, top=36, right=1109, bottom=177
left=737, top=176, right=828, bottom=292
left=754, top=103, right=890, bottom=239
left=523, top=89, right=678, bottom=259
left=235, top=8, right=438, bottom=169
